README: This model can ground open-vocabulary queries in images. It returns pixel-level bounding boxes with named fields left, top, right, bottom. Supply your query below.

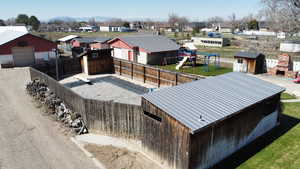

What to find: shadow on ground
left=211, top=114, right=300, bottom=169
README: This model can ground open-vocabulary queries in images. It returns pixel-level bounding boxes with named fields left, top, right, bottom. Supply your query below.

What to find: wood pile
left=26, top=79, right=88, bottom=135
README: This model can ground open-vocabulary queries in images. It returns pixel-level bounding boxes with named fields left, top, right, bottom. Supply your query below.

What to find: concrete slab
left=60, top=73, right=158, bottom=105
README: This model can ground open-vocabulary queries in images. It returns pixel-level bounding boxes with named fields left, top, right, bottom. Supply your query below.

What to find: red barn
left=108, top=35, right=180, bottom=65
left=0, top=31, right=57, bottom=67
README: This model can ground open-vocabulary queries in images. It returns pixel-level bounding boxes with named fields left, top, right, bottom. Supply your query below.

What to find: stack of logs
left=26, top=79, right=88, bottom=135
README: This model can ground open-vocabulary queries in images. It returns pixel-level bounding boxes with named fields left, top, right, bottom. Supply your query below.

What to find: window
left=143, top=111, right=162, bottom=122
left=237, top=58, right=243, bottom=64
left=91, top=52, right=98, bottom=58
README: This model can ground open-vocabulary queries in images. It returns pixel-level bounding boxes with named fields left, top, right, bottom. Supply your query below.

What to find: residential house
left=108, top=35, right=180, bottom=65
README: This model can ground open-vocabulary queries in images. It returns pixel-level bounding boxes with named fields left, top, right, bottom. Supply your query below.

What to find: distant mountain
left=48, top=16, right=166, bottom=22
left=49, top=16, right=117, bottom=22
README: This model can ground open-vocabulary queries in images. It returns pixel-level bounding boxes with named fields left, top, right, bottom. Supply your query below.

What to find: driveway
left=0, top=68, right=96, bottom=169
left=255, top=74, right=300, bottom=97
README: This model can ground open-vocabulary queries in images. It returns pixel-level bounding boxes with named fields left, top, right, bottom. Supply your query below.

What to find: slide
left=176, top=56, right=188, bottom=70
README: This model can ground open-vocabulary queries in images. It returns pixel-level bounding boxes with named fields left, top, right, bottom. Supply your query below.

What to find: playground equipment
left=176, top=57, right=189, bottom=70
left=198, top=52, right=221, bottom=72
left=176, top=48, right=197, bottom=70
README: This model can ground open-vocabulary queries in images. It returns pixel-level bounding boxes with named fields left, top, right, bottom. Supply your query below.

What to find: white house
left=108, top=35, right=180, bottom=65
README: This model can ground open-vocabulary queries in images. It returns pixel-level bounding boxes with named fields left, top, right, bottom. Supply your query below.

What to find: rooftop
left=142, top=72, right=285, bottom=134
left=0, top=31, right=28, bottom=46
left=234, top=51, right=262, bottom=59
left=74, top=37, right=111, bottom=43
left=0, top=26, right=28, bottom=34
left=110, top=35, right=180, bottom=53
left=57, top=35, right=79, bottom=42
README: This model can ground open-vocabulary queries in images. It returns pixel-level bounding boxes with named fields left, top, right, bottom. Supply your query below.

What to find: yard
left=213, top=102, right=300, bottom=169
left=158, top=63, right=232, bottom=76
left=33, top=31, right=138, bottom=41
left=197, top=46, right=245, bottom=59
left=237, top=102, right=300, bottom=169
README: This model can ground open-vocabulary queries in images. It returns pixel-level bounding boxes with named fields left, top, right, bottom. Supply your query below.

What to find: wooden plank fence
left=29, top=67, right=142, bottom=139
left=113, top=58, right=204, bottom=87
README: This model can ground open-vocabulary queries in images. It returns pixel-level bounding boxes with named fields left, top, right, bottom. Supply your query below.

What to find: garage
left=0, top=27, right=57, bottom=68
left=12, top=47, right=35, bottom=66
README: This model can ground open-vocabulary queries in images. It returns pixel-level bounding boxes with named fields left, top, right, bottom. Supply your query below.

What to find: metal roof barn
left=142, top=72, right=285, bottom=133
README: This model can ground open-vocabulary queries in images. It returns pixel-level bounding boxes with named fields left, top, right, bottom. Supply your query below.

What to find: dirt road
left=0, top=68, right=97, bottom=169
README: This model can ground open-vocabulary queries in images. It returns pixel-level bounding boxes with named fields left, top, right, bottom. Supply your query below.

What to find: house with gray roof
left=141, top=72, right=284, bottom=169
left=108, top=35, right=180, bottom=65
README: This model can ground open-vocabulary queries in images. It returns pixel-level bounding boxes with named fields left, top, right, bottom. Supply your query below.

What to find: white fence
left=266, top=59, right=300, bottom=72
left=294, top=61, right=300, bottom=71
left=266, top=59, right=278, bottom=69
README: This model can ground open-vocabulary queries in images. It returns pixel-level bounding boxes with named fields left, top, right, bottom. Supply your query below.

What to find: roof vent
left=199, top=115, right=205, bottom=122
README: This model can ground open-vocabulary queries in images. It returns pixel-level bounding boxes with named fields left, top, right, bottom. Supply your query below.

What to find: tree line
left=0, top=14, right=41, bottom=31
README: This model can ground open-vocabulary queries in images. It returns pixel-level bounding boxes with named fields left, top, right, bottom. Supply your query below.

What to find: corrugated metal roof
left=57, top=35, right=79, bottom=42
left=118, top=35, right=180, bottom=53
left=0, top=31, right=28, bottom=46
left=0, top=26, right=28, bottom=34
left=74, top=37, right=111, bottom=43
left=235, top=51, right=261, bottom=59
left=142, top=72, right=285, bottom=134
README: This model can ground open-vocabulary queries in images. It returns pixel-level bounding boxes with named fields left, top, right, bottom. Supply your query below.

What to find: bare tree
left=261, top=0, right=300, bottom=35
left=168, top=13, right=189, bottom=32
left=228, top=13, right=237, bottom=29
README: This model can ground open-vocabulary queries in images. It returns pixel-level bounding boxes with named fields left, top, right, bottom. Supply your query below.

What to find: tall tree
left=168, top=13, right=189, bottom=32
left=28, top=16, right=40, bottom=31
left=16, top=14, right=29, bottom=25
left=0, top=19, right=5, bottom=26
left=261, top=0, right=300, bottom=34
left=228, top=13, right=237, bottom=29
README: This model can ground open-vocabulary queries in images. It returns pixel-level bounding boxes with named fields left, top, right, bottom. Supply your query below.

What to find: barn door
left=12, top=47, right=35, bottom=67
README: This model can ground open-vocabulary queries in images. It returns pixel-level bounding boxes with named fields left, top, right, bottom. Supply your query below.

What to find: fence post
left=120, top=60, right=122, bottom=75
left=175, top=73, right=178, bottom=86
left=157, top=69, right=160, bottom=88
left=143, top=66, right=146, bottom=83
left=131, top=62, right=133, bottom=79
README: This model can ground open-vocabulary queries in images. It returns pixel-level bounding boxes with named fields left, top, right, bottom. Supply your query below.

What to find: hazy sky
left=1, top=0, right=262, bottom=21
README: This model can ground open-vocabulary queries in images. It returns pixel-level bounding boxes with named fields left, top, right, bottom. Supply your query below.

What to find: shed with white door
left=233, top=51, right=266, bottom=74
left=0, top=30, right=57, bottom=68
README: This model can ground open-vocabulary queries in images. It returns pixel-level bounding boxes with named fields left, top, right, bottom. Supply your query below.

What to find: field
left=158, top=63, right=232, bottom=76
left=197, top=46, right=245, bottom=59
left=33, top=31, right=138, bottom=41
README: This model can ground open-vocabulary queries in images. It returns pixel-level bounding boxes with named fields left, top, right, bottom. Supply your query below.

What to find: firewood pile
left=26, top=79, right=88, bottom=135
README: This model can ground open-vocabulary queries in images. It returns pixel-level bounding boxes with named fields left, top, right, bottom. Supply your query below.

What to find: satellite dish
left=293, top=0, right=300, bottom=8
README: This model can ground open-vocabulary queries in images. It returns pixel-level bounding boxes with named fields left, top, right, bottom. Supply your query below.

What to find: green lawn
left=33, top=32, right=138, bottom=41
left=281, top=93, right=298, bottom=100
left=197, top=46, right=245, bottom=59
left=158, top=63, right=232, bottom=76
left=237, top=102, right=300, bottom=169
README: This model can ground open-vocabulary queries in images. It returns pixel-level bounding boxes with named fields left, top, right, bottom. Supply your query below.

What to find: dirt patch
left=85, top=144, right=162, bottom=169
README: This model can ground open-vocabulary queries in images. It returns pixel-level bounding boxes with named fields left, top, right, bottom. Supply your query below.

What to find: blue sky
left=2, top=0, right=262, bottom=21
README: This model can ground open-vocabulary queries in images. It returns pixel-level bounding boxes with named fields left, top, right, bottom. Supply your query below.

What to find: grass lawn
left=197, top=46, right=245, bottom=59
left=33, top=32, right=138, bottom=41
left=158, top=63, right=232, bottom=76
left=281, top=93, right=298, bottom=100
left=236, top=102, right=300, bottom=169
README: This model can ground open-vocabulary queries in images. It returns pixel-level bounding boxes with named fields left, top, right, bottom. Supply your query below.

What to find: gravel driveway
left=0, top=68, right=97, bottom=169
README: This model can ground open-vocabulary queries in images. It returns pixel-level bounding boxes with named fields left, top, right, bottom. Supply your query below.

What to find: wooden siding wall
left=142, top=98, right=191, bottom=169
left=114, top=58, right=204, bottom=87
left=29, top=68, right=142, bottom=139
left=189, top=95, right=281, bottom=169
